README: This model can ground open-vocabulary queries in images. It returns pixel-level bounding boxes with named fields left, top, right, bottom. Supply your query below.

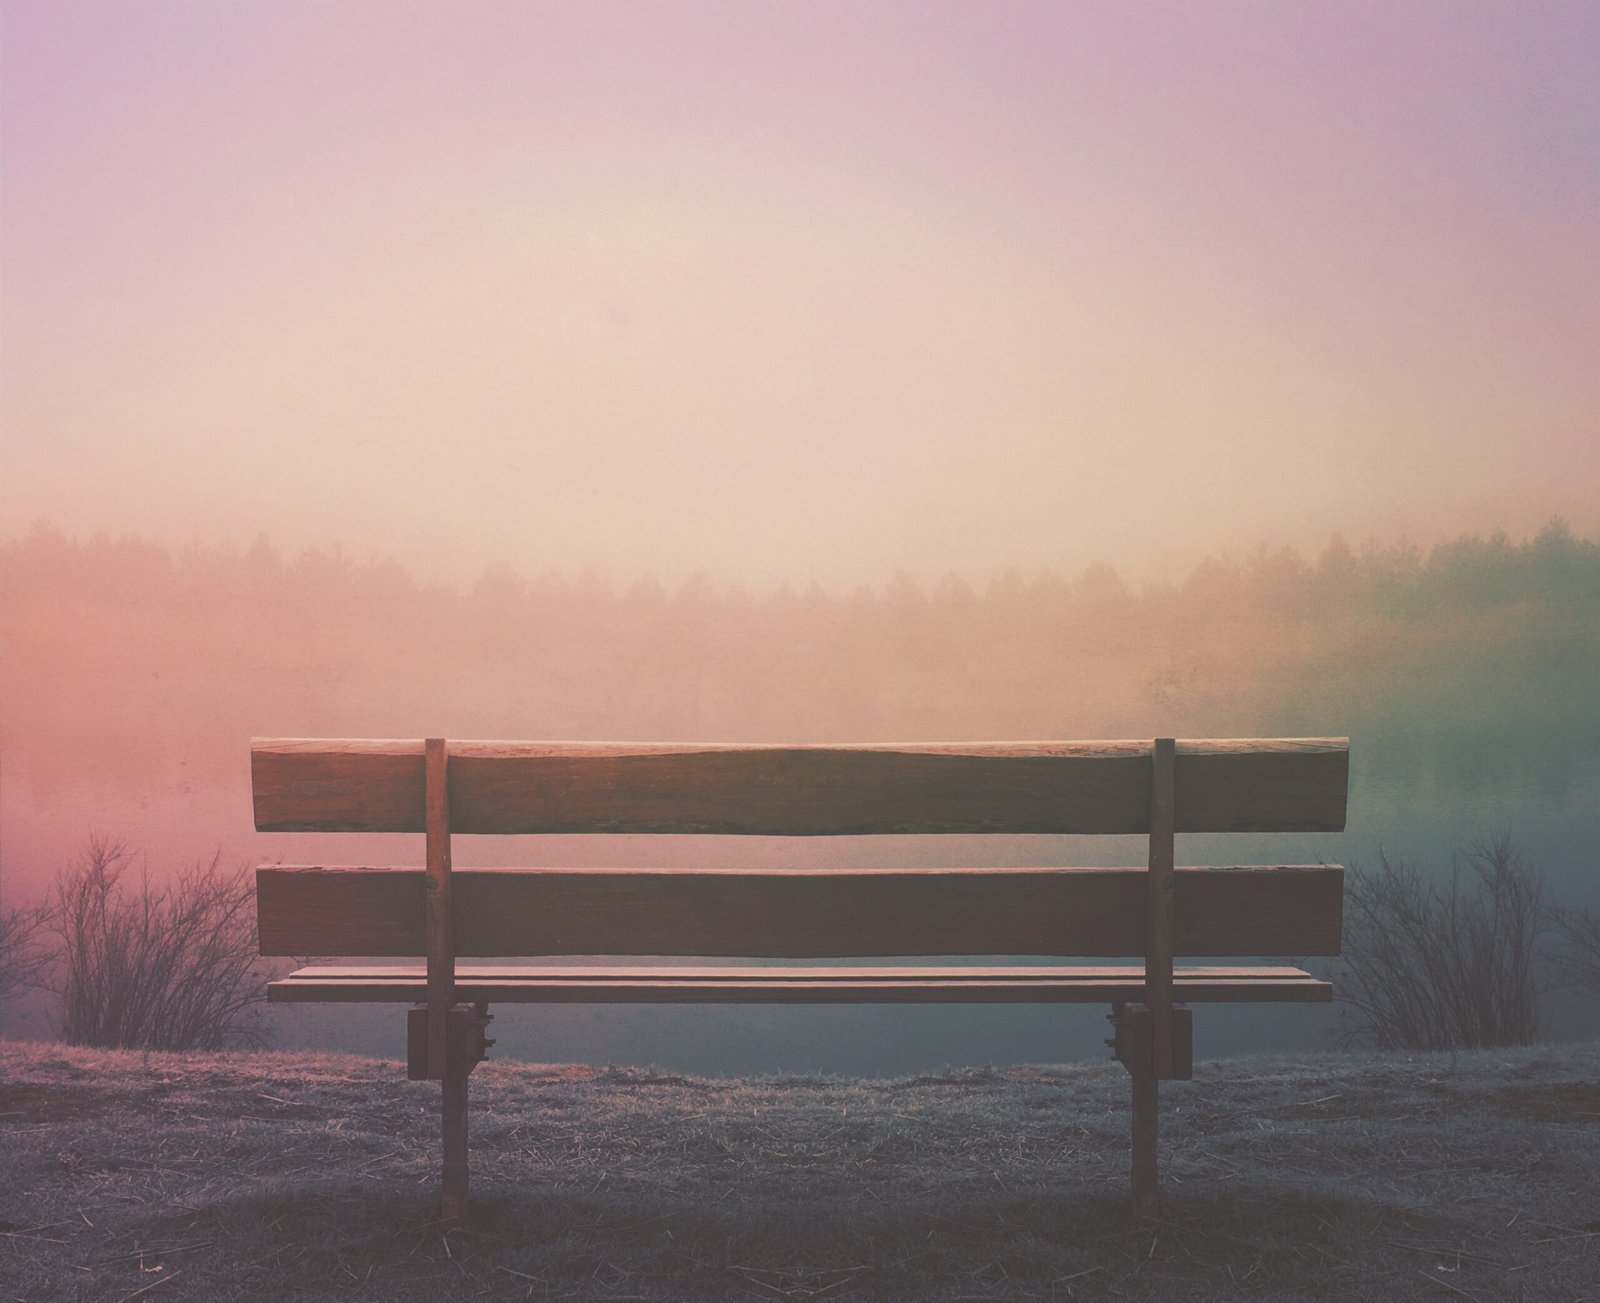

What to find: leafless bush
left=50, top=836, right=270, bottom=1051
left=0, top=900, right=53, bottom=1004
left=1335, top=832, right=1550, bottom=1051
left=1551, top=904, right=1600, bottom=997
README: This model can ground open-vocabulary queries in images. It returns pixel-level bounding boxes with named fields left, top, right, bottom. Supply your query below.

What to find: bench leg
left=1130, top=1058, right=1160, bottom=1223
left=440, top=1055, right=470, bottom=1221
left=1109, top=1002, right=1166, bottom=1223
left=429, top=1002, right=492, bottom=1223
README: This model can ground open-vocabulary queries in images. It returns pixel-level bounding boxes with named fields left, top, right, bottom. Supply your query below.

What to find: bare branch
left=1550, top=903, right=1600, bottom=997
left=47, top=836, right=274, bottom=1051
left=1335, top=832, right=1551, bottom=1051
left=0, top=899, right=53, bottom=1002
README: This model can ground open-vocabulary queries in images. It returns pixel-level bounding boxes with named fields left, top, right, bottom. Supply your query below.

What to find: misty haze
left=4, top=519, right=1596, bottom=1071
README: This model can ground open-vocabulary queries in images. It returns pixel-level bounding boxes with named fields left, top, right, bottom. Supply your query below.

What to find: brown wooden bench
left=253, top=736, right=1347, bottom=1222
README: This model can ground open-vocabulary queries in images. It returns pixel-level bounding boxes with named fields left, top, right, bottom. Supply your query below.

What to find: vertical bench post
left=424, top=738, right=469, bottom=1220
left=1131, top=736, right=1177, bottom=1222
left=1130, top=1037, right=1159, bottom=1222
left=424, top=738, right=454, bottom=1078
left=1147, top=737, right=1176, bottom=1078
left=441, top=1041, right=469, bottom=1221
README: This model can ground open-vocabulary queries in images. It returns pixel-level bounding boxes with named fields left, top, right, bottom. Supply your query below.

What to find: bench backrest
left=253, top=737, right=1346, bottom=1079
left=254, top=737, right=1347, bottom=961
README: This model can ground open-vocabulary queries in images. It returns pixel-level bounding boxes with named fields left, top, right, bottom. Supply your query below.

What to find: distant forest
left=4, top=519, right=1597, bottom=801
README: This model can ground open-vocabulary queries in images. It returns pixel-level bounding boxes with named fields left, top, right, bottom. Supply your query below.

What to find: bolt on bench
left=253, top=736, right=1347, bottom=1222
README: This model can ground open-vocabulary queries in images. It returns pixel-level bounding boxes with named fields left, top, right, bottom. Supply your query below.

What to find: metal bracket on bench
left=408, top=1002, right=495, bottom=1082
left=1106, top=1002, right=1193, bottom=1081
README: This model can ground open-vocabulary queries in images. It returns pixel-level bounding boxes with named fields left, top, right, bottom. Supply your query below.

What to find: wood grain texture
left=266, top=963, right=1333, bottom=1004
left=424, top=738, right=452, bottom=1080
left=255, top=864, right=1344, bottom=958
left=251, top=738, right=1349, bottom=835
left=1147, top=738, right=1177, bottom=1078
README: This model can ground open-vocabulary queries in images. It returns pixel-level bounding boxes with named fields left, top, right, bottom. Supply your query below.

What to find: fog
left=3, top=521, right=1596, bottom=1071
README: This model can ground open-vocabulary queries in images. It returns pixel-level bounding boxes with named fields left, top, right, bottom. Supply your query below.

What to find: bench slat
left=266, top=963, right=1332, bottom=1004
left=252, top=738, right=1348, bottom=835
left=257, top=864, right=1343, bottom=958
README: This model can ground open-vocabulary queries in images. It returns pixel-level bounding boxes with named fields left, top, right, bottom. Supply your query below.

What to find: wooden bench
left=253, top=736, right=1347, bottom=1222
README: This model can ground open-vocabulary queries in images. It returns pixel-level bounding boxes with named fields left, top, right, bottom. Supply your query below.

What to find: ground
left=2, top=1038, right=1598, bottom=1301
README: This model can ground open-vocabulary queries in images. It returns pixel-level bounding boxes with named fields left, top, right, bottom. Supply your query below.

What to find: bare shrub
left=1551, top=904, right=1600, bottom=997
left=1335, top=832, right=1549, bottom=1051
left=0, top=900, right=53, bottom=1004
left=50, top=836, right=270, bottom=1051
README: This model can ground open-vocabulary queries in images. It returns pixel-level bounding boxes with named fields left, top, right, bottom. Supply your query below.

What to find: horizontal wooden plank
left=266, top=963, right=1332, bottom=1004
left=252, top=737, right=1348, bottom=835
left=257, top=864, right=1343, bottom=958
left=280, top=963, right=1326, bottom=981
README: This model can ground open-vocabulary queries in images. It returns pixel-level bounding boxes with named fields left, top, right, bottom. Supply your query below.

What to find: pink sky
left=3, top=1, right=1597, bottom=585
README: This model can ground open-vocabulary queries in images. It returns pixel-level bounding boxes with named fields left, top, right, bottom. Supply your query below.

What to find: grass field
left=3, top=1037, right=1598, bottom=1301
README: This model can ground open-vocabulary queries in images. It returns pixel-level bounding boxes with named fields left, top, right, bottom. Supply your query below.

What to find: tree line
left=4, top=517, right=1595, bottom=798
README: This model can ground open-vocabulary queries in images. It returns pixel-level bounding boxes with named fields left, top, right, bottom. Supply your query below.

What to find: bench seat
left=269, top=963, right=1331, bottom=1004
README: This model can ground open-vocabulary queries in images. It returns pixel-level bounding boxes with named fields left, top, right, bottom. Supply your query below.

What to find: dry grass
left=3, top=1037, right=1598, bottom=1301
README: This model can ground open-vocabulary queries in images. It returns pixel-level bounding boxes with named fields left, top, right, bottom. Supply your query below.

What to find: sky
left=3, top=0, right=1598, bottom=587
